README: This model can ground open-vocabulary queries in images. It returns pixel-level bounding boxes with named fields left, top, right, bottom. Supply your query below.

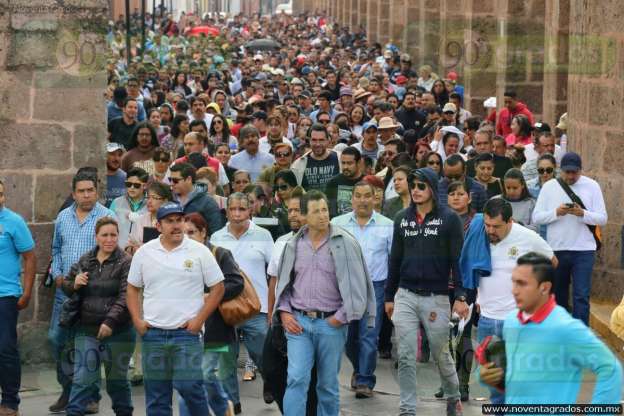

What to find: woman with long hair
left=160, top=114, right=189, bottom=156
left=171, top=71, right=192, bottom=98
left=432, top=79, right=449, bottom=106
left=210, top=114, right=238, bottom=150
left=505, top=114, right=532, bottom=147
left=501, top=168, right=537, bottom=231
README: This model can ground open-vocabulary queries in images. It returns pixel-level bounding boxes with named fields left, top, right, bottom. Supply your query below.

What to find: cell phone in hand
left=565, top=203, right=575, bottom=208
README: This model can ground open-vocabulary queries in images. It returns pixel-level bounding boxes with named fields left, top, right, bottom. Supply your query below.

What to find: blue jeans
left=476, top=315, right=505, bottom=405
left=345, top=280, right=385, bottom=388
left=142, top=328, right=208, bottom=416
left=553, top=250, right=595, bottom=325
left=65, top=326, right=135, bottom=416
left=283, top=312, right=348, bottom=416
left=0, top=297, right=20, bottom=411
left=178, top=349, right=230, bottom=416
left=48, top=290, right=75, bottom=394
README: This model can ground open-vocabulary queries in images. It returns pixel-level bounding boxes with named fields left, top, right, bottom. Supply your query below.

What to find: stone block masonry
left=0, top=0, right=107, bottom=364
left=298, top=0, right=624, bottom=314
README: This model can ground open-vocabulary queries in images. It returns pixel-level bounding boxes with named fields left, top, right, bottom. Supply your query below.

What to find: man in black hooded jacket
left=384, top=167, right=468, bottom=416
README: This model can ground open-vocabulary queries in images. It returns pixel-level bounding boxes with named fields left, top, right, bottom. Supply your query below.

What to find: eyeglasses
left=275, top=152, right=291, bottom=158
left=275, top=184, right=290, bottom=191
left=427, top=160, right=441, bottom=166
left=125, top=181, right=143, bottom=189
left=537, top=167, right=554, bottom=174
left=169, top=177, right=183, bottom=184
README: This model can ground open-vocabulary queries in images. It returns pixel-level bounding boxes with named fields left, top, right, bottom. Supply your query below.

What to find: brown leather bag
left=211, top=246, right=261, bottom=327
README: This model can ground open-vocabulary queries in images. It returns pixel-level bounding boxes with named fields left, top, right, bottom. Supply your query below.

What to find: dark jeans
left=65, top=326, right=135, bottom=416
left=553, top=250, right=596, bottom=325
left=0, top=297, right=20, bottom=411
left=142, top=328, right=208, bottom=416
left=377, top=314, right=393, bottom=354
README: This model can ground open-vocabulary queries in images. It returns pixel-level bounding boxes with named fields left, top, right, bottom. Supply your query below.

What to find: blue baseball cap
left=156, top=202, right=185, bottom=221
left=363, top=121, right=378, bottom=132
left=560, top=152, right=582, bottom=172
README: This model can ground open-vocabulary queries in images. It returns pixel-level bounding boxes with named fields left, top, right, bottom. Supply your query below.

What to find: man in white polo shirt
left=464, top=198, right=555, bottom=405
left=127, top=202, right=225, bottom=416
left=210, top=192, right=274, bottom=404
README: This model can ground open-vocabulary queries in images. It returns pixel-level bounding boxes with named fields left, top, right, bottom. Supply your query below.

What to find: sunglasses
left=169, top=177, right=183, bottom=184
left=153, top=157, right=170, bottom=163
left=275, top=184, right=290, bottom=191
left=412, top=182, right=427, bottom=191
left=276, top=152, right=291, bottom=158
left=427, top=160, right=441, bottom=166
left=213, top=120, right=223, bottom=124
left=125, top=181, right=143, bottom=189
left=537, top=167, right=554, bottom=174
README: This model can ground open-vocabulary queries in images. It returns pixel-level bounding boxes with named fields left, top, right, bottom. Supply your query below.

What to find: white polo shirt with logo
left=477, top=223, right=554, bottom=321
left=128, top=236, right=224, bottom=329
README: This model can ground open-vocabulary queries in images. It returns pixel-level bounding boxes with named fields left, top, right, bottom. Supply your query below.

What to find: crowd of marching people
left=1, top=8, right=623, bottom=416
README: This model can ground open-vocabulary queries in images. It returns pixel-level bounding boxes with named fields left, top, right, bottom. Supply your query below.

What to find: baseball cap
left=533, top=122, right=551, bottom=133
left=560, top=152, right=582, bottom=172
left=400, top=53, right=411, bottom=63
left=156, top=202, right=185, bottom=221
left=339, top=86, right=353, bottom=97
left=252, top=111, right=268, bottom=120
left=106, top=142, right=126, bottom=153
left=299, top=90, right=312, bottom=98
left=363, top=121, right=378, bottom=131
left=442, top=103, right=457, bottom=114
left=395, top=75, right=408, bottom=85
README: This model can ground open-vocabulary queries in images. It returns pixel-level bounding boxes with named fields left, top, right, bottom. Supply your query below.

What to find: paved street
left=19, top=352, right=492, bottom=415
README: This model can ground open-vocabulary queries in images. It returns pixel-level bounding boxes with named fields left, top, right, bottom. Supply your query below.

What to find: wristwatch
left=456, top=295, right=467, bottom=303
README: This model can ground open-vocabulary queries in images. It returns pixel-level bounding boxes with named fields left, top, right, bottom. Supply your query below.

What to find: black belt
left=407, top=288, right=448, bottom=297
left=293, top=308, right=336, bottom=319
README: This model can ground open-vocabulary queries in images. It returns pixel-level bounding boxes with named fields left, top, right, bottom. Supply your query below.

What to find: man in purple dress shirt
left=273, top=190, right=376, bottom=416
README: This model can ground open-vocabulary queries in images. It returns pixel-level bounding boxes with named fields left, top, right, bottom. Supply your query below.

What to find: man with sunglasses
left=258, top=143, right=294, bottom=189
left=385, top=167, right=468, bottom=416
left=109, top=167, right=149, bottom=249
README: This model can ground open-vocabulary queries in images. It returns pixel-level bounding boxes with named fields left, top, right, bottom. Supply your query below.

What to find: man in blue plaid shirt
left=47, top=171, right=116, bottom=414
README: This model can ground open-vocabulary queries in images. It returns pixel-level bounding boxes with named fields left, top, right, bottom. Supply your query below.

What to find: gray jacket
left=272, top=225, right=376, bottom=326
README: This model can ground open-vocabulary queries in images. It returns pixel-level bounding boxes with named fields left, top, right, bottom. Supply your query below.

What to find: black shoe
left=233, top=403, right=242, bottom=415
left=48, top=392, right=69, bottom=413
left=460, top=384, right=469, bottom=402
left=446, top=399, right=463, bottom=416
left=84, top=401, right=99, bottom=414
left=350, top=373, right=357, bottom=390
left=378, top=349, right=392, bottom=359
left=434, top=387, right=444, bottom=399
left=263, top=384, right=274, bottom=404
left=355, top=385, right=373, bottom=399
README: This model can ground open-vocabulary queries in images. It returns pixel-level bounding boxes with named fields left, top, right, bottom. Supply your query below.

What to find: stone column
left=366, top=0, right=378, bottom=43
left=421, top=0, right=442, bottom=67
left=390, top=0, right=407, bottom=47
left=542, top=0, right=569, bottom=126
left=494, top=0, right=547, bottom=120
left=404, top=1, right=420, bottom=62
left=462, top=0, right=498, bottom=114
left=0, top=0, right=107, bottom=363
left=567, top=0, right=624, bottom=304
left=377, top=0, right=390, bottom=45
left=358, top=0, right=367, bottom=33
left=439, top=0, right=466, bottom=77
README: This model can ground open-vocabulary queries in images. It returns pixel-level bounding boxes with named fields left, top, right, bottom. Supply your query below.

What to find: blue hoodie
left=459, top=213, right=491, bottom=289
left=385, top=168, right=466, bottom=301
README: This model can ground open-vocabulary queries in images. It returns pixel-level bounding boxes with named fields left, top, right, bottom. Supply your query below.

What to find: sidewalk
left=18, top=354, right=492, bottom=415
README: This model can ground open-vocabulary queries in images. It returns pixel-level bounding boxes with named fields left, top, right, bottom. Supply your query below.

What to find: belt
left=407, top=288, right=448, bottom=297
left=293, top=308, right=336, bottom=319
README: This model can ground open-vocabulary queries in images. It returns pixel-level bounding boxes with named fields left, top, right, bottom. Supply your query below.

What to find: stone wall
left=0, top=0, right=107, bottom=363
left=298, top=0, right=624, bottom=305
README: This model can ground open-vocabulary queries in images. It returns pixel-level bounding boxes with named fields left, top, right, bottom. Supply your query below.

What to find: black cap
left=252, top=111, right=267, bottom=120
left=560, top=152, right=582, bottom=172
